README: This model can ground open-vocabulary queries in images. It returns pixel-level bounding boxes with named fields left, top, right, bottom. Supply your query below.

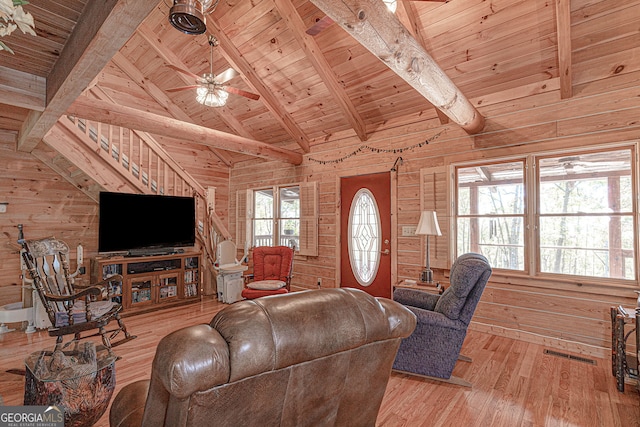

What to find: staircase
left=40, top=112, right=231, bottom=271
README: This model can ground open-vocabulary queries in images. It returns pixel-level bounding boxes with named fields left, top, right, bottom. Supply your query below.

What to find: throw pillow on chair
left=246, top=280, right=286, bottom=290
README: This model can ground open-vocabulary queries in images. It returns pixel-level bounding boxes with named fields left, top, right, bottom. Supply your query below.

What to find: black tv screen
left=99, top=192, right=196, bottom=254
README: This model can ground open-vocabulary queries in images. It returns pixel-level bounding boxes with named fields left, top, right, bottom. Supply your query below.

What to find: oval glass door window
left=348, top=188, right=381, bottom=286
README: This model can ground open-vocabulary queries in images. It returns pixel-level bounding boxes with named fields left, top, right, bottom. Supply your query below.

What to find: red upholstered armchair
left=241, top=246, right=294, bottom=299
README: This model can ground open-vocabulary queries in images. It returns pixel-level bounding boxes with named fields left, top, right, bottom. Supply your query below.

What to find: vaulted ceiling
left=0, top=0, right=636, bottom=168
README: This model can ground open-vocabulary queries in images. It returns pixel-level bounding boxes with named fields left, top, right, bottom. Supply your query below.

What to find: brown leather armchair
left=110, top=288, right=416, bottom=427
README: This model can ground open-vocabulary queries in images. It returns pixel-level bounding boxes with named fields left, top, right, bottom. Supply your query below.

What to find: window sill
left=487, top=270, right=639, bottom=298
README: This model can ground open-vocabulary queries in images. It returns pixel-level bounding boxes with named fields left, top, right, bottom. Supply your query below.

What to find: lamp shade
left=415, top=211, right=442, bottom=236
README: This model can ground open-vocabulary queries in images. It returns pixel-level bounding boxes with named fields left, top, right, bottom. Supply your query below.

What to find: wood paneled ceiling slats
left=357, top=94, right=436, bottom=124
left=442, top=43, right=559, bottom=98
left=573, top=32, right=640, bottom=65
left=0, top=56, right=48, bottom=80
left=236, top=19, right=287, bottom=57
left=573, top=19, right=640, bottom=57
left=217, top=0, right=274, bottom=31
left=418, top=0, right=487, bottom=28
left=0, top=36, right=58, bottom=78
left=428, top=8, right=556, bottom=67
left=571, top=0, right=639, bottom=22
left=274, top=72, right=327, bottom=107
left=572, top=4, right=640, bottom=48
left=208, top=18, right=311, bottom=152
left=274, top=0, right=367, bottom=140
left=572, top=47, right=640, bottom=88
left=4, top=0, right=638, bottom=165
left=312, top=28, right=369, bottom=65
left=443, top=34, right=557, bottom=83
left=247, top=37, right=305, bottom=75
left=29, top=4, right=81, bottom=29
left=223, top=2, right=277, bottom=43
left=465, top=70, right=558, bottom=102
left=170, top=38, right=212, bottom=73
left=421, top=0, right=547, bottom=50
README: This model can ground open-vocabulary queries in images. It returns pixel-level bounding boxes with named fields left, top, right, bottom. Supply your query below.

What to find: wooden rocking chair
left=19, top=237, right=136, bottom=352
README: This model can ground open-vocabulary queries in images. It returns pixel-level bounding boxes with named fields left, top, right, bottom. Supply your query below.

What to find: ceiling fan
left=166, top=35, right=260, bottom=107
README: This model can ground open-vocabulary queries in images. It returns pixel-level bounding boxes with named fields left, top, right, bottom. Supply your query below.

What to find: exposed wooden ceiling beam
left=395, top=1, right=449, bottom=125
left=135, top=24, right=258, bottom=148
left=66, top=97, right=303, bottom=165
left=273, top=0, right=368, bottom=142
left=110, top=51, right=234, bottom=167
left=0, top=66, right=45, bottom=111
left=310, top=0, right=484, bottom=134
left=555, top=0, right=573, bottom=99
left=207, top=19, right=312, bottom=153
left=16, top=0, right=159, bottom=153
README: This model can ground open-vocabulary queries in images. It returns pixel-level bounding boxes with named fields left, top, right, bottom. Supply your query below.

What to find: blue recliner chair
left=392, top=253, right=492, bottom=387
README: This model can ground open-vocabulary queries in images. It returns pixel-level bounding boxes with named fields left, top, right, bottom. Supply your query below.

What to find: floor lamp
left=415, top=211, right=442, bottom=283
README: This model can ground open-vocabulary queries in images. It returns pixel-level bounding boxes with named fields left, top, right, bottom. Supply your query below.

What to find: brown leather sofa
left=109, top=288, right=416, bottom=427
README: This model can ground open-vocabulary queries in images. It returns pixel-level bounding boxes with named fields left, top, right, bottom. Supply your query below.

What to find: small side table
left=24, top=342, right=117, bottom=427
left=610, top=305, right=639, bottom=392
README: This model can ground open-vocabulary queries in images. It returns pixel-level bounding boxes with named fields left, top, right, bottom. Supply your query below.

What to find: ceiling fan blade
left=224, top=86, right=260, bottom=101
left=166, top=85, right=200, bottom=93
left=166, top=64, right=201, bottom=81
left=215, top=68, right=240, bottom=84
left=306, top=15, right=334, bottom=36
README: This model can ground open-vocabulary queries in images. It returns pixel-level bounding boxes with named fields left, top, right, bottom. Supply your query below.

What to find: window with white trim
left=455, top=146, right=636, bottom=281
left=236, top=182, right=318, bottom=256
left=252, top=186, right=300, bottom=248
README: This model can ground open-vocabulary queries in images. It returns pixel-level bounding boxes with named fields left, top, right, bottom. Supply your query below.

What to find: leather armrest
left=109, top=380, right=150, bottom=427
left=153, top=324, right=231, bottom=399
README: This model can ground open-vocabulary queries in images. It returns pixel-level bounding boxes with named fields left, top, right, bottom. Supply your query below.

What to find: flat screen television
left=98, top=192, right=196, bottom=255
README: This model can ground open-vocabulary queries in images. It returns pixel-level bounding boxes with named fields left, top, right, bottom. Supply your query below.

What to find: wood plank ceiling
left=0, top=0, right=637, bottom=166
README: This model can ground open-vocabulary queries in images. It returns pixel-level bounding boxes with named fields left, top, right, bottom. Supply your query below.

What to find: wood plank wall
left=0, top=135, right=230, bottom=308
left=0, top=139, right=97, bottom=308
left=230, top=77, right=640, bottom=357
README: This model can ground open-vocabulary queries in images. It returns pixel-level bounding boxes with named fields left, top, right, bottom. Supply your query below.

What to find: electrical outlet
left=402, top=226, right=417, bottom=236
left=0, top=204, right=6, bottom=213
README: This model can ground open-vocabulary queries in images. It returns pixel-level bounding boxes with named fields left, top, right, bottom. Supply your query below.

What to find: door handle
left=380, top=249, right=390, bottom=255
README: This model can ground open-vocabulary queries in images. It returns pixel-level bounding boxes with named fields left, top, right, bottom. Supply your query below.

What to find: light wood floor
left=1, top=296, right=638, bottom=426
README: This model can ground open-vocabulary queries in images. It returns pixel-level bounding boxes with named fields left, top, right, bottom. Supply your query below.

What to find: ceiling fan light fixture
left=169, top=0, right=207, bottom=35
left=196, top=85, right=229, bottom=107
left=383, top=0, right=397, bottom=13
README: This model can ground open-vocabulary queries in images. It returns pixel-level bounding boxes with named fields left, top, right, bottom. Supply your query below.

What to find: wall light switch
left=402, top=226, right=417, bottom=236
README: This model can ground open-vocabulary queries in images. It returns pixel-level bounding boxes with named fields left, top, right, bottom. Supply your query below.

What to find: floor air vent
left=543, top=349, right=597, bottom=365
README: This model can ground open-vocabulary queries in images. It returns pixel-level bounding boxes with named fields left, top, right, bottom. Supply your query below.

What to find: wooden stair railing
left=59, top=114, right=231, bottom=266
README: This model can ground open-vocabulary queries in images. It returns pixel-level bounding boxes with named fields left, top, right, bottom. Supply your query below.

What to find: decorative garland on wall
left=307, top=130, right=444, bottom=165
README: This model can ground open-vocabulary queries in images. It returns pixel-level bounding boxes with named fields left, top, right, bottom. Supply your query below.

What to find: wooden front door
left=340, top=172, right=391, bottom=298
